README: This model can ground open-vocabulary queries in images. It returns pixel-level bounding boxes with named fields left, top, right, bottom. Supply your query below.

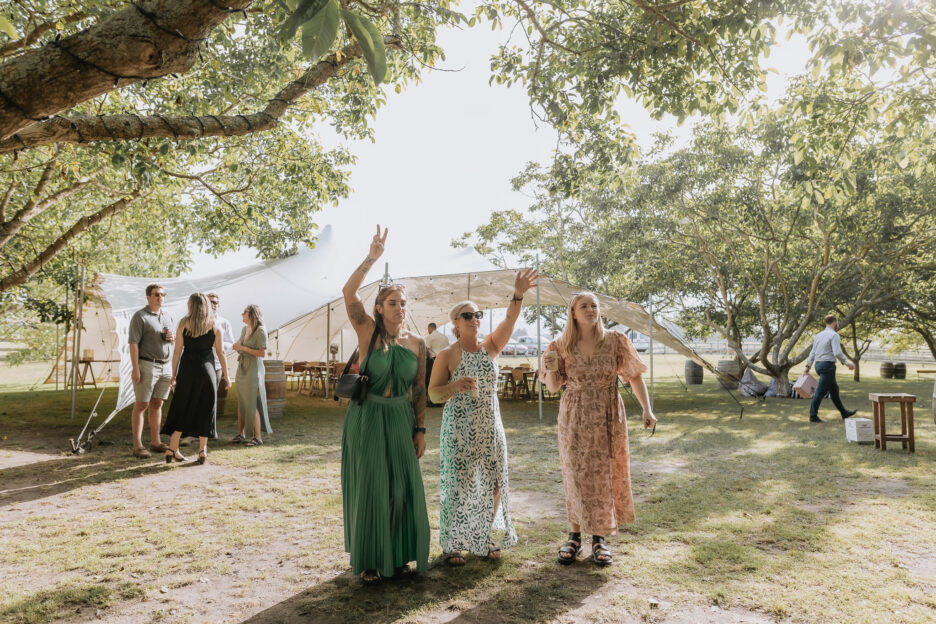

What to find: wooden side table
left=869, top=393, right=916, bottom=452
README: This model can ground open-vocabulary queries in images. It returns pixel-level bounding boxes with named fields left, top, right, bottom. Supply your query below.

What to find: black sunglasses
left=458, top=310, right=484, bottom=321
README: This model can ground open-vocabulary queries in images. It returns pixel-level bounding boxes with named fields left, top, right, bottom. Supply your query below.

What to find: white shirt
left=806, top=326, right=848, bottom=366
left=426, top=330, right=450, bottom=359
left=213, top=315, right=236, bottom=370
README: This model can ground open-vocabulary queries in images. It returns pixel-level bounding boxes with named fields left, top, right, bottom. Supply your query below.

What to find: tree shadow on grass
left=240, top=553, right=611, bottom=624
left=0, top=445, right=171, bottom=507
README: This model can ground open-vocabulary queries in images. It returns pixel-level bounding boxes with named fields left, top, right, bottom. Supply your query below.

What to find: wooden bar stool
left=869, top=393, right=916, bottom=452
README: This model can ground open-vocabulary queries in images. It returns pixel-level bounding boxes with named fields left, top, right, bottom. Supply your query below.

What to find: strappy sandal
left=443, top=551, right=466, bottom=567
left=164, top=449, right=187, bottom=464
left=557, top=532, right=582, bottom=565
left=484, top=542, right=501, bottom=560
left=393, top=564, right=413, bottom=578
left=231, top=434, right=246, bottom=443
left=245, top=437, right=263, bottom=447
left=360, top=570, right=380, bottom=585
left=591, top=536, right=612, bottom=566
left=197, top=449, right=207, bottom=465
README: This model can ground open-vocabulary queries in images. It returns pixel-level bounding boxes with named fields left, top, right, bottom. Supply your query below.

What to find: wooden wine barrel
left=716, top=360, right=740, bottom=390
left=684, top=360, right=704, bottom=385
left=880, top=361, right=895, bottom=379
left=893, top=362, right=907, bottom=380
left=264, top=359, right=287, bottom=419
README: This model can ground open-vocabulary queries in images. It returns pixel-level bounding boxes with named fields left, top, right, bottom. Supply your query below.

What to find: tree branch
left=0, top=37, right=401, bottom=153
left=0, top=11, right=90, bottom=59
left=0, top=0, right=254, bottom=142
left=0, top=188, right=146, bottom=293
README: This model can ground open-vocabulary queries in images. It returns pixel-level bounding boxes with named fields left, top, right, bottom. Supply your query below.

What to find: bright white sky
left=189, top=20, right=811, bottom=280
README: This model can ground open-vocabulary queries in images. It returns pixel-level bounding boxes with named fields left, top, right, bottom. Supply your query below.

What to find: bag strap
left=340, top=350, right=357, bottom=376
left=358, top=328, right=380, bottom=375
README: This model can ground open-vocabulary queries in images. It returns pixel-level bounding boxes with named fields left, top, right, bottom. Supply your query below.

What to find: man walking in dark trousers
left=804, top=314, right=857, bottom=423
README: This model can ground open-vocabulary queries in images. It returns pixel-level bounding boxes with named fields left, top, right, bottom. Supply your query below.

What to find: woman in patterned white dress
left=428, top=269, right=538, bottom=565
left=540, top=292, right=657, bottom=566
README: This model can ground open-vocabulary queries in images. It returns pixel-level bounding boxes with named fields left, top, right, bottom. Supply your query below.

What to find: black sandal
left=484, top=542, right=501, bottom=560
left=393, top=564, right=413, bottom=578
left=443, top=552, right=466, bottom=567
left=360, top=569, right=380, bottom=584
left=245, top=437, right=263, bottom=447
left=591, top=536, right=612, bottom=566
left=557, top=532, right=582, bottom=565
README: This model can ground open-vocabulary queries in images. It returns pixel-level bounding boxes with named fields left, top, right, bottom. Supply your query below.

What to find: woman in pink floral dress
left=540, top=292, right=657, bottom=566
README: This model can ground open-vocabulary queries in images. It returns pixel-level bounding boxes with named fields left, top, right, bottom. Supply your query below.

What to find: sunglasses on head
left=458, top=310, right=484, bottom=321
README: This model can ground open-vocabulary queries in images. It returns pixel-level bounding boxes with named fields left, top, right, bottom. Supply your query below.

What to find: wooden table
left=77, top=359, right=120, bottom=388
left=300, top=364, right=332, bottom=397
left=870, top=393, right=916, bottom=452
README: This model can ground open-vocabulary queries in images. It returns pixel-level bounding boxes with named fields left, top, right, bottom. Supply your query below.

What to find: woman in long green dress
left=233, top=304, right=272, bottom=446
left=341, top=225, right=430, bottom=584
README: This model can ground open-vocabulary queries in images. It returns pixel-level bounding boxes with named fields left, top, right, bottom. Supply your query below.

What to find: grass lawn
left=1, top=361, right=936, bottom=623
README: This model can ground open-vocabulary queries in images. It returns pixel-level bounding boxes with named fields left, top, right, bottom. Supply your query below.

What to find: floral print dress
left=439, top=347, right=518, bottom=555
left=545, top=332, right=647, bottom=535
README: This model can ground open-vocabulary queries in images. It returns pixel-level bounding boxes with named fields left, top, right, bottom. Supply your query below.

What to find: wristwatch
left=414, top=427, right=427, bottom=435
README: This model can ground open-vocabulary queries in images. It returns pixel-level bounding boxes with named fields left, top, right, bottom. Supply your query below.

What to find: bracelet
left=414, top=427, right=426, bottom=435
left=510, top=294, right=523, bottom=303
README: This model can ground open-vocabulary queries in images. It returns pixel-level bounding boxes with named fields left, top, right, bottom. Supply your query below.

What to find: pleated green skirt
left=341, top=394, right=430, bottom=577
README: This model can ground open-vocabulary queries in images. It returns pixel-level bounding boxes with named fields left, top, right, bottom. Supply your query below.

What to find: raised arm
left=484, top=268, right=538, bottom=356
left=343, top=225, right=387, bottom=340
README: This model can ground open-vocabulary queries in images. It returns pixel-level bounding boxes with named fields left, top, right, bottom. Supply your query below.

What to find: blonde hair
left=558, top=292, right=606, bottom=356
left=449, top=300, right=475, bottom=338
left=179, top=293, right=214, bottom=338
left=244, top=304, right=264, bottom=331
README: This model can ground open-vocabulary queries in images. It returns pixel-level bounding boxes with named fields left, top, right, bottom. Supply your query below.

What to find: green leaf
left=0, top=16, right=17, bottom=40
left=279, top=0, right=329, bottom=43
left=341, top=9, right=387, bottom=84
left=301, top=0, right=340, bottom=61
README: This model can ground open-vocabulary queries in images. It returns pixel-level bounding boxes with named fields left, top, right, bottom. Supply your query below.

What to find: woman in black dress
left=163, top=293, right=230, bottom=464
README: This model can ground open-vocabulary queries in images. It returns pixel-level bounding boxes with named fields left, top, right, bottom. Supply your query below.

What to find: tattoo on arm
left=412, top=341, right=427, bottom=427
left=356, top=256, right=376, bottom=275
left=348, top=301, right=370, bottom=327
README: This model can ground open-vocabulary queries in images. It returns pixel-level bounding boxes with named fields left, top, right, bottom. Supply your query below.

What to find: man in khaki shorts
left=128, top=284, right=175, bottom=457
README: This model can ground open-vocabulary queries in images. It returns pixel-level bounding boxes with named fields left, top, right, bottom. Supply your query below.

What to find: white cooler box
left=845, top=417, right=873, bottom=444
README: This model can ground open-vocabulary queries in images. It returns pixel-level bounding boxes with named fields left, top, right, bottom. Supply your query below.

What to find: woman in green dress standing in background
left=233, top=304, right=272, bottom=446
left=341, top=225, right=430, bottom=584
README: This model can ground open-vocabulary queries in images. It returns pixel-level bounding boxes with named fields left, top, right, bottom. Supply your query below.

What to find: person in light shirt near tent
left=425, top=322, right=449, bottom=406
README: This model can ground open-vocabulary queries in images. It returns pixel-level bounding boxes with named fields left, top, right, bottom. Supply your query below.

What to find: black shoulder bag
left=334, top=330, right=379, bottom=404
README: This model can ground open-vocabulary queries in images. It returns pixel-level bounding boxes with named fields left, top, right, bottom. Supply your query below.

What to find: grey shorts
left=134, top=359, right=172, bottom=402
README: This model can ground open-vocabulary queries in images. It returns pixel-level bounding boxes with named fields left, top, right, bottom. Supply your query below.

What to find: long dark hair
left=373, top=284, right=405, bottom=350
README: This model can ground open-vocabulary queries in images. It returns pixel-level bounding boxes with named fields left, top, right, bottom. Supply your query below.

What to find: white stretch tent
left=61, top=224, right=715, bottom=449
left=276, top=269, right=710, bottom=366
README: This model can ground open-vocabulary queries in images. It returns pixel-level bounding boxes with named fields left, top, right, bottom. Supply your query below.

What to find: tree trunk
left=0, top=0, right=253, bottom=141
left=775, top=368, right=792, bottom=399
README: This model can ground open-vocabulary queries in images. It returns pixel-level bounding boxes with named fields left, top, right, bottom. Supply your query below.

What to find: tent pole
left=648, top=293, right=654, bottom=410
left=70, top=265, right=85, bottom=419
left=536, top=254, right=542, bottom=421
left=467, top=273, right=471, bottom=300
left=326, top=304, right=331, bottom=399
